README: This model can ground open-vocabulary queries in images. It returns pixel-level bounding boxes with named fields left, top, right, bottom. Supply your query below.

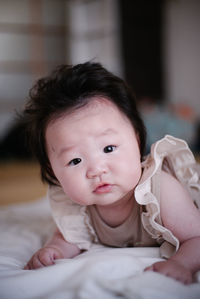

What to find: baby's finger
left=144, top=265, right=154, bottom=272
left=24, top=261, right=32, bottom=270
left=32, top=255, right=45, bottom=269
left=38, top=251, right=54, bottom=266
left=24, top=258, right=35, bottom=270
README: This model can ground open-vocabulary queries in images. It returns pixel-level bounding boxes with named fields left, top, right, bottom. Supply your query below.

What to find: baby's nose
left=86, top=163, right=107, bottom=179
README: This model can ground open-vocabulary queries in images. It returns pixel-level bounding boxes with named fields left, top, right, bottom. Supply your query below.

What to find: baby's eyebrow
left=99, top=128, right=118, bottom=136
left=58, top=144, right=76, bottom=158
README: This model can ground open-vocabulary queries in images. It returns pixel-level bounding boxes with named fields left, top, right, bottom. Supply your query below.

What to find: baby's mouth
left=93, top=183, right=112, bottom=194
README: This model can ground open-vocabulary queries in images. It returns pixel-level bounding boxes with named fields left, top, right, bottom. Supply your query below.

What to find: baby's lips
left=93, top=183, right=112, bottom=194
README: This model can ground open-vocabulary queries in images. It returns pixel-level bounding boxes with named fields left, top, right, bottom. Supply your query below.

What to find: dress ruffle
left=135, top=135, right=200, bottom=258
left=48, top=186, right=98, bottom=250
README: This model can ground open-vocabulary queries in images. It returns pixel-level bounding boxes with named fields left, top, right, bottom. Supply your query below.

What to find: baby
left=23, top=62, right=200, bottom=284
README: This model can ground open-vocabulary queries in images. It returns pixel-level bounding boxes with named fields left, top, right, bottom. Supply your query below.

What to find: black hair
left=23, top=61, right=146, bottom=185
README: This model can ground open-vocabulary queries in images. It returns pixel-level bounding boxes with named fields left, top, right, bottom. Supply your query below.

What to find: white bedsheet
left=0, top=198, right=200, bottom=299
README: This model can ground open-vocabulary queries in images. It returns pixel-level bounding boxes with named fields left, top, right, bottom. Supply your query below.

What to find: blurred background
left=0, top=0, right=200, bottom=204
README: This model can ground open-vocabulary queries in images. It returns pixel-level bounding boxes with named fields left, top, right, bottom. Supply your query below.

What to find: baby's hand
left=145, top=260, right=193, bottom=285
left=24, top=246, right=64, bottom=270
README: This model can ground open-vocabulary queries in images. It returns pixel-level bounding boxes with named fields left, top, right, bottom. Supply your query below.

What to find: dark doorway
left=119, top=0, right=163, bottom=101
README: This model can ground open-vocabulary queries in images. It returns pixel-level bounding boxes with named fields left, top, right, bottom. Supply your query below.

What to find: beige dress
left=48, top=135, right=200, bottom=258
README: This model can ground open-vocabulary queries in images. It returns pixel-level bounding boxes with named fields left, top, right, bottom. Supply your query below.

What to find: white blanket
left=0, top=198, right=200, bottom=299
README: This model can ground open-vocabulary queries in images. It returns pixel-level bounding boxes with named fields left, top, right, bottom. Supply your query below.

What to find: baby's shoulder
left=160, top=169, right=200, bottom=242
left=160, top=170, right=187, bottom=199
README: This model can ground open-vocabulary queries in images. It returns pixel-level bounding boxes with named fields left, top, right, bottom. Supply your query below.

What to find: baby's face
left=46, top=97, right=142, bottom=207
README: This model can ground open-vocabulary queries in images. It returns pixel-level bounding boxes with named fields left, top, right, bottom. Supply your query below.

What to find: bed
left=0, top=161, right=200, bottom=299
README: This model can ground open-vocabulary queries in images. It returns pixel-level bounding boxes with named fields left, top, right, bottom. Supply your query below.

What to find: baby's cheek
left=62, top=182, right=87, bottom=205
left=126, top=167, right=142, bottom=189
left=62, top=183, right=74, bottom=199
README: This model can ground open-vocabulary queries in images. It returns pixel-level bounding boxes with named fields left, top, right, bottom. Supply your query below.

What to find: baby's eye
left=68, top=158, right=82, bottom=166
left=103, top=145, right=116, bottom=153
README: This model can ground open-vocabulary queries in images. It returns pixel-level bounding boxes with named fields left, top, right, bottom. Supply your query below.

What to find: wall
left=163, top=0, right=200, bottom=117
left=0, top=0, right=66, bottom=139
left=66, top=0, right=123, bottom=77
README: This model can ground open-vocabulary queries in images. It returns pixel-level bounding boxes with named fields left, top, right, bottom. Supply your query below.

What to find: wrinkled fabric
left=1, top=198, right=200, bottom=299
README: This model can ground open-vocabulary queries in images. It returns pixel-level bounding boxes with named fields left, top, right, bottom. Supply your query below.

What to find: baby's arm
left=24, top=228, right=81, bottom=270
left=145, top=171, right=200, bottom=284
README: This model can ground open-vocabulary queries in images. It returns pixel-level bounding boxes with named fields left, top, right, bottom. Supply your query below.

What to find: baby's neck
left=95, top=192, right=135, bottom=227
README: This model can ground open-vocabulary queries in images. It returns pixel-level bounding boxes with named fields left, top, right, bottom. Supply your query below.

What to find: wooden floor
left=0, top=161, right=47, bottom=206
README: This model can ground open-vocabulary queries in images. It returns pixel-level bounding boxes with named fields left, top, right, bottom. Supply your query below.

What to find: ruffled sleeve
left=47, top=185, right=98, bottom=250
left=135, top=135, right=200, bottom=258
left=135, top=170, right=179, bottom=258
